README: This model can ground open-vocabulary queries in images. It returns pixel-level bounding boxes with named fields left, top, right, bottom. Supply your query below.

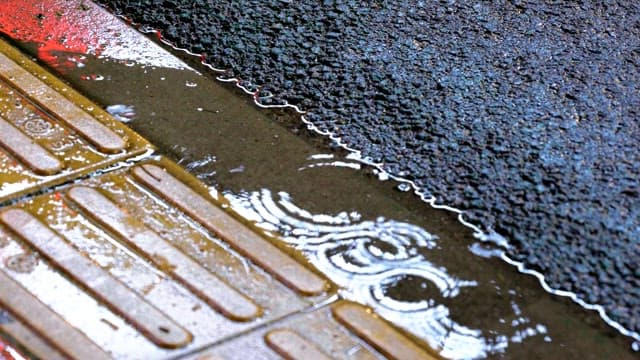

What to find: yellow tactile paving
left=0, top=51, right=126, bottom=154
left=0, top=317, right=67, bottom=360
left=0, top=38, right=438, bottom=359
left=0, top=157, right=332, bottom=359
left=0, top=117, right=62, bottom=175
left=131, top=163, right=329, bottom=296
left=0, top=270, right=111, bottom=360
left=185, top=301, right=439, bottom=360
left=332, top=302, right=439, bottom=360
left=1, top=208, right=193, bottom=349
left=265, top=329, right=332, bottom=360
left=67, top=186, right=261, bottom=322
left=0, top=38, right=153, bottom=204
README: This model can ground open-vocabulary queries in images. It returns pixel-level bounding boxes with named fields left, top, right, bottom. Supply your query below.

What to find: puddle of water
left=50, top=54, right=639, bottom=359
left=0, top=2, right=637, bottom=358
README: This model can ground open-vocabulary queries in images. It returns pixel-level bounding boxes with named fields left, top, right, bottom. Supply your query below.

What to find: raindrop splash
left=223, top=189, right=550, bottom=359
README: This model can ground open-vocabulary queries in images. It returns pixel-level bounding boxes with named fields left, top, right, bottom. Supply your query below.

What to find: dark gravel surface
left=96, top=0, right=640, bottom=334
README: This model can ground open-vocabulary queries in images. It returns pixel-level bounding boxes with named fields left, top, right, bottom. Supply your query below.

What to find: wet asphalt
left=95, top=1, right=640, bottom=335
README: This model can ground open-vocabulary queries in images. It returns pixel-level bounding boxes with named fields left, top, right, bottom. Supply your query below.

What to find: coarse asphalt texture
left=95, top=0, right=640, bottom=335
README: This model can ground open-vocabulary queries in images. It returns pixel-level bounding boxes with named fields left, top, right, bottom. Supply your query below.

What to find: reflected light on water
left=224, top=189, right=549, bottom=359
left=0, top=0, right=189, bottom=71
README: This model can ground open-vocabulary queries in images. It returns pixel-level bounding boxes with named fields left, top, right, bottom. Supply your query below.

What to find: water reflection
left=225, top=189, right=549, bottom=359
left=0, top=0, right=188, bottom=71
left=299, top=153, right=362, bottom=171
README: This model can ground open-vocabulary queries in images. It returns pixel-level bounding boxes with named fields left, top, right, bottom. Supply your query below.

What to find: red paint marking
left=0, top=0, right=104, bottom=71
left=52, top=191, right=74, bottom=215
left=0, top=0, right=188, bottom=74
left=0, top=338, right=18, bottom=360
left=62, top=200, right=77, bottom=216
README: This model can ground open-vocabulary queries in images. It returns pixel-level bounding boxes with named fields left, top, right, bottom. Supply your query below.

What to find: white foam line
left=116, top=16, right=640, bottom=348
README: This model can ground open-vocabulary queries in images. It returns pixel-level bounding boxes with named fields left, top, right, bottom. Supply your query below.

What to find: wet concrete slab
left=0, top=157, right=334, bottom=359
left=0, top=38, right=153, bottom=204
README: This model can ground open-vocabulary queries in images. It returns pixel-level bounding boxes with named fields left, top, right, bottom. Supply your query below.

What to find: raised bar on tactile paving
left=332, top=302, right=437, bottom=360
left=0, top=116, right=62, bottom=175
left=0, top=320, right=67, bottom=360
left=0, top=209, right=192, bottom=349
left=67, top=186, right=262, bottom=322
left=265, top=329, right=332, bottom=360
left=131, top=164, right=328, bottom=296
left=0, top=51, right=125, bottom=154
left=0, top=269, right=110, bottom=360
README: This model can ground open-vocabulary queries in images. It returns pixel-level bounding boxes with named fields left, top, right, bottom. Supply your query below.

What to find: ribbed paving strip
left=0, top=319, right=67, bottom=360
left=0, top=51, right=125, bottom=154
left=332, top=302, right=437, bottom=360
left=131, top=164, right=328, bottom=296
left=67, top=186, right=262, bottom=322
left=0, top=209, right=192, bottom=349
left=265, top=329, right=332, bottom=360
left=0, top=270, right=110, bottom=360
left=0, top=116, right=62, bottom=175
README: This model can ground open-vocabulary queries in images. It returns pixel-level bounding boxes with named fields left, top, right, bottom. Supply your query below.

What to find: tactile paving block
left=185, top=300, right=440, bottom=360
left=0, top=157, right=331, bottom=359
left=0, top=309, right=67, bottom=360
left=0, top=38, right=153, bottom=204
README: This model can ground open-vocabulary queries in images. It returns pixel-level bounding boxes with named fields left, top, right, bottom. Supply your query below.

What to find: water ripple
left=224, top=188, right=528, bottom=359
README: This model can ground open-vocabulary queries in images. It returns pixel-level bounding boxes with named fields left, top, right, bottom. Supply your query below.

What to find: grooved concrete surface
left=95, top=0, right=640, bottom=333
